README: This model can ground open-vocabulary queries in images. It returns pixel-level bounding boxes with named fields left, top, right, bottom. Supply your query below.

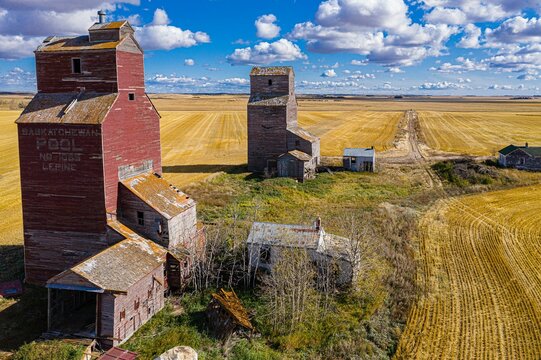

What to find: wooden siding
left=250, top=74, right=292, bottom=97
left=111, top=265, right=165, bottom=346
left=102, top=52, right=161, bottom=213
left=36, top=51, right=118, bottom=93
left=501, top=150, right=541, bottom=171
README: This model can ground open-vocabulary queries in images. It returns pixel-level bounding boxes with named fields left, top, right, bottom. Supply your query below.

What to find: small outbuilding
left=343, top=147, right=375, bottom=172
left=498, top=143, right=541, bottom=171
left=277, top=150, right=317, bottom=181
left=206, top=288, right=254, bottom=341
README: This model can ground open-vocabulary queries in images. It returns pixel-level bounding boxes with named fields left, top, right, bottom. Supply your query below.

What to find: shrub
left=13, top=341, right=84, bottom=360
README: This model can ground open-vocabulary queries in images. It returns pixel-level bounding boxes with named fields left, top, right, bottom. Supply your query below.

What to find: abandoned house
left=343, top=147, right=376, bottom=172
left=498, top=143, right=541, bottom=171
left=247, top=66, right=320, bottom=181
left=206, top=289, right=254, bottom=341
left=246, top=219, right=354, bottom=286
left=16, top=13, right=203, bottom=347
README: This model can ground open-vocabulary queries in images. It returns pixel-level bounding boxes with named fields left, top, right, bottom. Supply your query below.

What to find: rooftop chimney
left=315, top=216, right=322, bottom=231
left=98, top=10, right=106, bottom=24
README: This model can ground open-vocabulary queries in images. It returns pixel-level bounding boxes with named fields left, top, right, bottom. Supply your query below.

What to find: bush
left=13, top=341, right=84, bottom=360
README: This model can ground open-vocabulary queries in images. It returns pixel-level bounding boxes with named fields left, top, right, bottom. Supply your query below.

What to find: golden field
left=419, top=111, right=541, bottom=156
left=395, top=185, right=541, bottom=359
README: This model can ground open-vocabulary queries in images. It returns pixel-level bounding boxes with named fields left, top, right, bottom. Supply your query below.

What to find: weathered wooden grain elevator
left=16, top=13, right=202, bottom=347
left=247, top=67, right=320, bottom=181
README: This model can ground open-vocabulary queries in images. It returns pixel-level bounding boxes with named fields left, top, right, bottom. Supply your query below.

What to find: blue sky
left=0, top=0, right=540, bottom=95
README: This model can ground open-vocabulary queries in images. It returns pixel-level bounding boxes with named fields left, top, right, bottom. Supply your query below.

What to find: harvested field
left=395, top=185, right=541, bottom=359
left=419, top=111, right=541, bottom=156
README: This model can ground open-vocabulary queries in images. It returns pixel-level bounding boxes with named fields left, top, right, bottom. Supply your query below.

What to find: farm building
left=247, top=66, right=320, bottom=181
left=247, top=219, right=354, bottom=286
left=343, top=147, right=375, bottom=172
left=16, top=13, right=202, bottom=347
left=498, top=143, right=541, bottom=171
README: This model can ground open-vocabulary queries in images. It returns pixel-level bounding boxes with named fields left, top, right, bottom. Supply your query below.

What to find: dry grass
left=395, top=185, right=541, bottom=359
left=419, top=111, right=541, bottom=156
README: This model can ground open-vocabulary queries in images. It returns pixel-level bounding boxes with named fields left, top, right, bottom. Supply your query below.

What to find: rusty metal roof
left=247, top=221, right=322, bottom=249
left=210, top=289, right=254, bottom=331
left=250, top=66, right=293, bottom=76
left=248, top=95, right=290, bottom=106
left=280, top=150, right=313, bottom=162
left=89, top=21, right=129, bottom=31
left=287, top=126, right=319, bottom=142
left=36, top=36, right=119, bottom=52
left=16, top=92, right=116, bottom=124
left=47, top=220, right=167, bottom=293
left=121, top=173, right=196, bottom=220
left=98, top=347, right=138, bottom=360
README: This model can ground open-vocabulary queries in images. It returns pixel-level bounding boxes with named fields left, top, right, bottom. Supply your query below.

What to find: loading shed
left=277, top=150, right=316, bottom=181
left=343, top=147, right=375, bottom=172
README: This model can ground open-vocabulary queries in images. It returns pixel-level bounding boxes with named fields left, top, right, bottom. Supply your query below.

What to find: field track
left=419, top=111, right=541, bottom=156
left=395, top=185, right=541, bottom=359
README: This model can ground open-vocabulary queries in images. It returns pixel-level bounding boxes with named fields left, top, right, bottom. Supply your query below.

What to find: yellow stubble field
left=395, top=185, right=541, bottom=359
left=419, top=111, right=541, bottom=156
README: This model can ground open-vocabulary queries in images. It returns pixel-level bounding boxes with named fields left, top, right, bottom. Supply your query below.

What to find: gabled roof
left=121, top=173, right=196, bottom=219
left=287, top=126, right=319, bottom=142
left=248, top=95, right=290, bottom=106
left=250, top=66, right=293, bottom=76
left=499, top=144, right=541, bottom=157
left=36, top=36, right=120, bottom=52
left=247, top=221, right=321, bottom=249
left=47, top=220, right=167, bottom=293
left=280, top=150, right=312, bottom=162
left=16, top=92, right=116, bottom=124
left=344, top=148, right=375, bottom=157
left=210, top=289, right=254, bottom=331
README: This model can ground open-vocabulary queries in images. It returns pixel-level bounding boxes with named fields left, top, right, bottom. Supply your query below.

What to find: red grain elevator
left=16, top=18, right=162, bottom=285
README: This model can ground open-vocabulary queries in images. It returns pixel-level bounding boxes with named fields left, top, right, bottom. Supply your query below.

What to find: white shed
left=343, top=147, right=375, bottom=172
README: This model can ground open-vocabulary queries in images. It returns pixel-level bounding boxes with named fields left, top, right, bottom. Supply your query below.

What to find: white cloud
left=226, top=38, right=306, bottom=65
left=488, top=84, right=514, bottom=90
left=430, top=57, right=488, bottom=73
left=458, top=24, right=481, bottom=48
left=289, top=0, right=458, bottom=67
left=135, top=9, right=210, bottom=51
left=419, top=81, right=466, bottom=90
left=220, top=78, right=249, bottom=85
left=425, top=7, right=467, bottom=25
left=351, top=59, right=368, bottom=66
left=255, top=14, right=281, bottom=39
left=184, top=59, right=195, bottom=66
left=321, top=69, right=337, bottom=77
left=0, top=66, right=36, bottom=91
left=485, top=16, right=541, bottom=47
left=348, top=72, right=376, bottom=79
left=387, top=67, right=404, bottom=73
left=0, top=35, right=42, bottom=59
left=0, top=0, right=139, bottom=12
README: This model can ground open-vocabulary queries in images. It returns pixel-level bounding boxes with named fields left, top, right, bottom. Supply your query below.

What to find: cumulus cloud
left=387, top=67, right=404, bottom=73
left=430, top=57, right=488, bottom=73
left=485, top=16, right=541, bottom=47
left=321, top=69, right=337, bottom=77
left=184, top=59, right=195, bottom=66
left=226, top=38, right=306, bottom=65
left=255, top=14, right=281, bottom=39
left=351, top=59, right=368, bottom=66
left=289, top=0, right=457, bottom=67
left=0, top=66, right=36, bottom=91
left=419, top=81, right=467, bottom=90
left=0, top=35, right=43, bottom=59
left=219, top=78, right=249, bottom=85
left=146, top=73, right=249, bottom=93
left=135, top=9, right=210, bottom=51
left=458, top=24, right=481, bottom=48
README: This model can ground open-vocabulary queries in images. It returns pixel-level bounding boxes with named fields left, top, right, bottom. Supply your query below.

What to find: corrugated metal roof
left=250, top=66, right=292, bottom=76
left=247, top=222, right=321, bottom=248
left=89, top=21, right=128, bottom=31
left=210, top=289, right=254, bottom=331
left=48, top=220, right=167, bottom=293
left=280, top=150, right=312, bottom=162
left=287, top=126, right=319, bottom=142
left=36, top=36, right=119, bottom=52
left=344, top=148, right=375, bottom=157
left=98, top=347, right=138, bottom=360
left=248, top=95, right=290, bottom=106
left=16, top=92, right=117, bottom=124
left=121, top=173, right=196, bottom=220
left=499, top=144, right=541, bottom=157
